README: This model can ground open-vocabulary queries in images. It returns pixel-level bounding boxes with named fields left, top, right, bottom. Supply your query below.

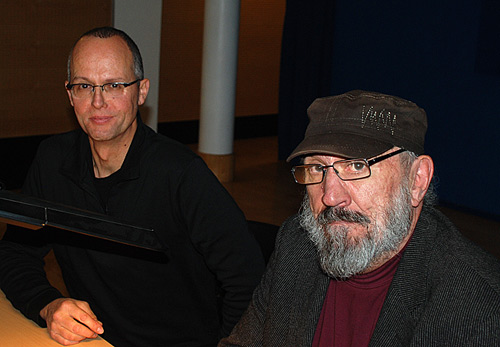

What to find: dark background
left=279, top=0, right=500, bottom=218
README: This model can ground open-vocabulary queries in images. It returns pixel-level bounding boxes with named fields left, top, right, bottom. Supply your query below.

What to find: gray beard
left=298, top=181, right=413, bottom=279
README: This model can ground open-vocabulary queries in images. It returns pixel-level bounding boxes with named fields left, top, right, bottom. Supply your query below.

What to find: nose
left=91, top=86, right=106, bottom=109
left=321, top=167, right=352, bottom=208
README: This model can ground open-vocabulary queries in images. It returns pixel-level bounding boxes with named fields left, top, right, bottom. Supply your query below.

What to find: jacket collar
left=369, top=206, right=438, bottom=345
left=287, top=220, right=331, bottom=345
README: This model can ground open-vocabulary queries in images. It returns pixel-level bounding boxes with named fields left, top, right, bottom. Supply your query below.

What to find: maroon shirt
left=312, top=252, right=403, bottom=346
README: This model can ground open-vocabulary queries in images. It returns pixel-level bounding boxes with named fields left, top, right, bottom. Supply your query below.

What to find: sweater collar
left=61, top=112, right=147, bottom=186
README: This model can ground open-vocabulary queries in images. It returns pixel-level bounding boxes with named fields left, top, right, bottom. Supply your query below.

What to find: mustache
left=317, top=207, right=371, bottom=227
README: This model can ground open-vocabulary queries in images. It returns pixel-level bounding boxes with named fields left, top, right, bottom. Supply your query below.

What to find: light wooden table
left=0, top=290, right=113, bottom=346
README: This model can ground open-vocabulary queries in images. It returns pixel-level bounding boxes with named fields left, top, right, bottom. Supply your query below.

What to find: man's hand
left=40, top=298, right=104, bottom=345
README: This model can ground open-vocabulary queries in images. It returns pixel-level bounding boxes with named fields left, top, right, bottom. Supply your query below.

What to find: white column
left=198, top=0, right=241, bottom=181
left=113, top=0, right=163, bottom=131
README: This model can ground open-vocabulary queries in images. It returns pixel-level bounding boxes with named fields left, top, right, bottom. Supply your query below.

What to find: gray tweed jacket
left=220, top=206, right=500, bottom=346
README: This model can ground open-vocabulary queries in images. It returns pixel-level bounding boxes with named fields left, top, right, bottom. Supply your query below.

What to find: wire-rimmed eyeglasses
left=66, top=79, right=141, bottom=98
left=291, top=148, right=407, bottom=185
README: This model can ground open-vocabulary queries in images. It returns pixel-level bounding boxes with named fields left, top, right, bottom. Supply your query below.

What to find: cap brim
left=286, top=133, right=393, bottom=162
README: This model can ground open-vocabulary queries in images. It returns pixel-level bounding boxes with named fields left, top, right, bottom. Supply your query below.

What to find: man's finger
left=73, top=313, right=104, bottom=336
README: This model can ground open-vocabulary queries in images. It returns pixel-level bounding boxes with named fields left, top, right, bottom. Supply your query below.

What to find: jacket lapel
left=369, top=209, right=437, bottom=345
left=286, top=228, right=330, bottom=345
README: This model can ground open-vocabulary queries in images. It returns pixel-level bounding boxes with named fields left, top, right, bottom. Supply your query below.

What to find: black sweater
left=0, top=116, right=265, bottom=346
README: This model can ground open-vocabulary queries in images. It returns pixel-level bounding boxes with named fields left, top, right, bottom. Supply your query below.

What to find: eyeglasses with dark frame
left=291, top=148, right=407, bottom=185
left=66, top=79, right=141, bottom=98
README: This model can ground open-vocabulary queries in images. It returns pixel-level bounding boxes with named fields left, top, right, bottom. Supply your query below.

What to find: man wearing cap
left=219, top=90, right=500, bottom=346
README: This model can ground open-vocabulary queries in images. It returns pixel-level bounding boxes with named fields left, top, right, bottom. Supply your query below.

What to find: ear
left=65, top=81, right=75, bottom=107
left=138, top=78, right=150, bottom=106
left=410, top=155, right=434, bottom=207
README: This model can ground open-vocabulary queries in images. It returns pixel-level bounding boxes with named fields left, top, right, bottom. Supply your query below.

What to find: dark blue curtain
left=277, top=0, right=336, bottom=161
left=277, top=0, right=500, bottom=218
left=475, top=0, right=500, bottom=75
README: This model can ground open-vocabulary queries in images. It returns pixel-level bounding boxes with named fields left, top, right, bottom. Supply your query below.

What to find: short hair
left=399, top=150, right=438, bottom=207
left=67, top=26, right=144, bottom=81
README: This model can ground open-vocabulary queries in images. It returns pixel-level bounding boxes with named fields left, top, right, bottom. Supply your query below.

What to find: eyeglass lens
left=293, top=159, right=370, bottom=184
left=292, top=149, right=407, bottom=185
left=72, top=83, right=126, bottom=97
left=67, top=80, right=140, bottom=98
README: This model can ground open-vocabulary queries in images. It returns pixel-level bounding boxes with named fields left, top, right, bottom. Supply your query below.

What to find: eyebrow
left=70, top=76, right=128, bottom=84
left=304, top=156, right=346, bottom=165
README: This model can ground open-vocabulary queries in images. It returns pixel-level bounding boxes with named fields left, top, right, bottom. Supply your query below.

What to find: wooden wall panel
left=0, top=0, right=284, bottom=137
left=235, top=1, right=285, bottom=117
left=158, top=0, right=285, bottom=123
left=159, top=0, right=205, bottom=122
left=0, top=0, right=112, bottom=138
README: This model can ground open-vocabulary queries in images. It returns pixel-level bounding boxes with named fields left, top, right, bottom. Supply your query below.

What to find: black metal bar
left=0, top=190, right=163, bottom=252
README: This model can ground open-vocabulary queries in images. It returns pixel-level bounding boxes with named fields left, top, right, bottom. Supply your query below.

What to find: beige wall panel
left=0, top=0, right=112, bottom=138
left=158, top=0, right=285, bottom=123
left=235, top=0, right=285, bottom=117
left=1, top=0, right=284, bottom=136
left=159, top=0, right=205, bottom=122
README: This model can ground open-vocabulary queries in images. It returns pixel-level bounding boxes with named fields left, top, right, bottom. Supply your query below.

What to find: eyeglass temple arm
left=367, top=148, right=407, bottom=165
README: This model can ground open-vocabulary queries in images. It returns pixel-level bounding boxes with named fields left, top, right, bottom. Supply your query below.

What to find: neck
left=89, top=125, right=137, bottom=178
left=90, top=144, right=125, bottom=178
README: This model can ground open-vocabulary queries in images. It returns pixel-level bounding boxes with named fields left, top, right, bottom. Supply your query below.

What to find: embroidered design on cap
left=361, top=105, right=397, bottom=136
